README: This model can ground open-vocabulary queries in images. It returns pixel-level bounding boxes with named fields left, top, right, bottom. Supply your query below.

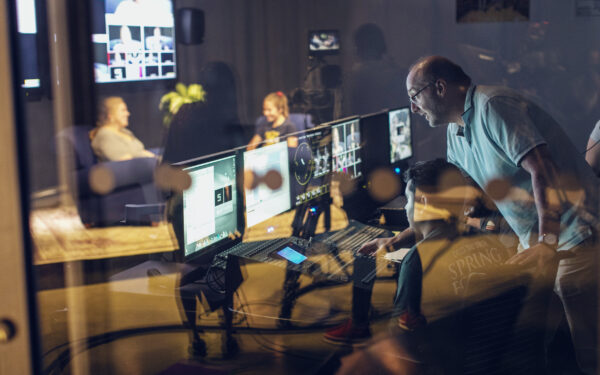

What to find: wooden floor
left=37, top=255, right=398, bottom=374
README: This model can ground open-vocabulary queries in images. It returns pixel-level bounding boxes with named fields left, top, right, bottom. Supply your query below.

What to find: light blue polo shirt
left=447, top=85, right=598, bottom=251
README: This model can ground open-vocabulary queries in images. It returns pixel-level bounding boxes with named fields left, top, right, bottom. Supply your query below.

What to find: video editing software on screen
left=182, top=154, right=237, bottom=258
left=292, top=127, right=332, bottom=206
left=244, top=141, right=292, bottom=227
left=332, top=119, right=362, bottom=180
left=389, top=108, right=412, bottom=163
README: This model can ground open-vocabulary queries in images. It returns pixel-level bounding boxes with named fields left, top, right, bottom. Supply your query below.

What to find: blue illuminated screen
left=277, top=247, right=307, bottom=264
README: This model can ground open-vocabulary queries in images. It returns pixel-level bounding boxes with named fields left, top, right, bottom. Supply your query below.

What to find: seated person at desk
left=247, top=91, right=298, bottom=150
left=90, top=96, right=157, bottom=161
left=391, top=161, right=517, bottom=331
left=325, top=159, right=517, bottom=344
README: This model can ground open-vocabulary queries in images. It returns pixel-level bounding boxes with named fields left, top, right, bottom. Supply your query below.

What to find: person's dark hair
left=411, top=56, right=471, bottom=86
left=403, top=158, right=465, bottom=194
left=353, top=23, right=386, bottom=60
left=197, top=61, right=239, bottom=123
left=404, top=159, right=472, bottom=222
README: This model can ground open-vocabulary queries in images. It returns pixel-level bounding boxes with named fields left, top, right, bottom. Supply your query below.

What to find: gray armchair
left=57, top=125, right=162, bottom=226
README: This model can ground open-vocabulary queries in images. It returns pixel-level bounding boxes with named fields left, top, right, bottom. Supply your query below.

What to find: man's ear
left=420, top=195, right=428, bottom=206
left=435, top=79, right=447, bottom=98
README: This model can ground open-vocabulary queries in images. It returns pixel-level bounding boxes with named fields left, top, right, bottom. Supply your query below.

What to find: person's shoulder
left=255, top=117, right=270, bottom=133
left=120, top=128, right=135, bottom=137
left=474, top=85, right=523, bottom=107
left=90, top=128, right=113, bottom=153
left=92, top=126, right=113, bottom=140
left=282, top=118, right=298, bottom=132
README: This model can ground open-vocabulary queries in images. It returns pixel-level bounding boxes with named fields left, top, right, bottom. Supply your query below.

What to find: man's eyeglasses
left=409, top=82, right=435, bottom=104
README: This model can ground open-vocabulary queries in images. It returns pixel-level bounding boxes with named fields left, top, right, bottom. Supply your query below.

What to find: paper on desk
left=383, top=248, right=411, bottom=263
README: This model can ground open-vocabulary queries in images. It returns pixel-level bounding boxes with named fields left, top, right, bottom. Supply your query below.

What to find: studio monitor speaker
left=177, top=8, right=205, bottom=45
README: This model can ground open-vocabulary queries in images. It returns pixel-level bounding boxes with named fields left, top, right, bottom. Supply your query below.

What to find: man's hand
left=505, top=243, right=562, bottom=274
left=357, top=237, right=391, bottom=256
left=357, top=227, right=417, bottom=256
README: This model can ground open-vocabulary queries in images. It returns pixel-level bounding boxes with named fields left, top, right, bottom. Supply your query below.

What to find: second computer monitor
left=331, top=117, right=362, bottom=180
left=243, top=141, right=292, bottom=227
left=389, top=107, right=412, bottom=163
left=291, top=126, right=332, bottom=206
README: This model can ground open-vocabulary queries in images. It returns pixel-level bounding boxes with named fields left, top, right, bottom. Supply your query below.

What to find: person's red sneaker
left=324, top=319, right=371, bottom=345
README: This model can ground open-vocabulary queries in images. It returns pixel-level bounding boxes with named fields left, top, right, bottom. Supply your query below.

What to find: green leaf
left=187, top=84, right=206, bottom=101
left=163, top=112, right=173, bottom=127
left=175, top=83, right=187, bottom=96
left=159, top=92, right=178, bottom=110
left=160, top=83, right=206, bottom=113
left=169, top=96, right=184, bottom=114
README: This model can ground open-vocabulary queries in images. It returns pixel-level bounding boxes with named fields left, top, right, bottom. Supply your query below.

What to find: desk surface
left=243, top=204, right=350, bottom=241
left=31, top=204, right=352, bottom=265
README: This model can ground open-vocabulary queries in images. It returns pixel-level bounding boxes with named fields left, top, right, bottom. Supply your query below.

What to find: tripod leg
left=179, top=288, right=207, bottom=357
left=221, top=258, right=242, bottom=358
left=279, top=266, right=302, bottom=328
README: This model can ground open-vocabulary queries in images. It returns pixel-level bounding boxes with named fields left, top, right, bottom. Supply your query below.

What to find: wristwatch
left=538, top=233, right=558, bottom=249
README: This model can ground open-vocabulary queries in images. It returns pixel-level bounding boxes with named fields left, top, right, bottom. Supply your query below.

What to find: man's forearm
left=521, top=146, right=561, bottom=241
left=530, top=169, right=561, bottom=240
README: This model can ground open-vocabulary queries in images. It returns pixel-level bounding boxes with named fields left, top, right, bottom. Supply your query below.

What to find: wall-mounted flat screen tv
left=91, top=0, right=176, bottom=84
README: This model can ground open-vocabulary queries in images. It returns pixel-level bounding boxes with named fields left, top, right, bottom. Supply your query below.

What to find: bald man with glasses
left=400, top=55, right=598, bottom=374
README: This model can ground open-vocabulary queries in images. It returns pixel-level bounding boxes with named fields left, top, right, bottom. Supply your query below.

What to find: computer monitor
left=290, top=126, right=332, bottom=206
left=91, top=0, right=176, bottom=83
left=243, top=141, right=292, bottom=227
left=389, top=107, right=413, bottom=163
left=180, top=153, right=239, bottom=260
left=331, top=117, right=363, bottom=180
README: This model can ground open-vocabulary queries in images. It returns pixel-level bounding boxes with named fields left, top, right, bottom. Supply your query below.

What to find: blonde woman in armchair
left=90, top=96, right=157, bottom=161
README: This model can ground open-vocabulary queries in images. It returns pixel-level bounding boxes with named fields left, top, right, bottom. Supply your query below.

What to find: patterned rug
left=30, top=205, right=178, bottom=265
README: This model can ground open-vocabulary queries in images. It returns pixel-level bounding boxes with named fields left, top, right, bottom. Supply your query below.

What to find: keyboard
left=212, top=236, right=309, bottom=269
left=211, top=221, right=391, bottom=281
left=317, top=220, right=391, bottom=254
left=312, top=220, right=393, bottom=284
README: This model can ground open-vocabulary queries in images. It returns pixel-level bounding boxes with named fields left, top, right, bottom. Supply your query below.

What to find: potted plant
left=159, top=83, right=206, bottom=127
